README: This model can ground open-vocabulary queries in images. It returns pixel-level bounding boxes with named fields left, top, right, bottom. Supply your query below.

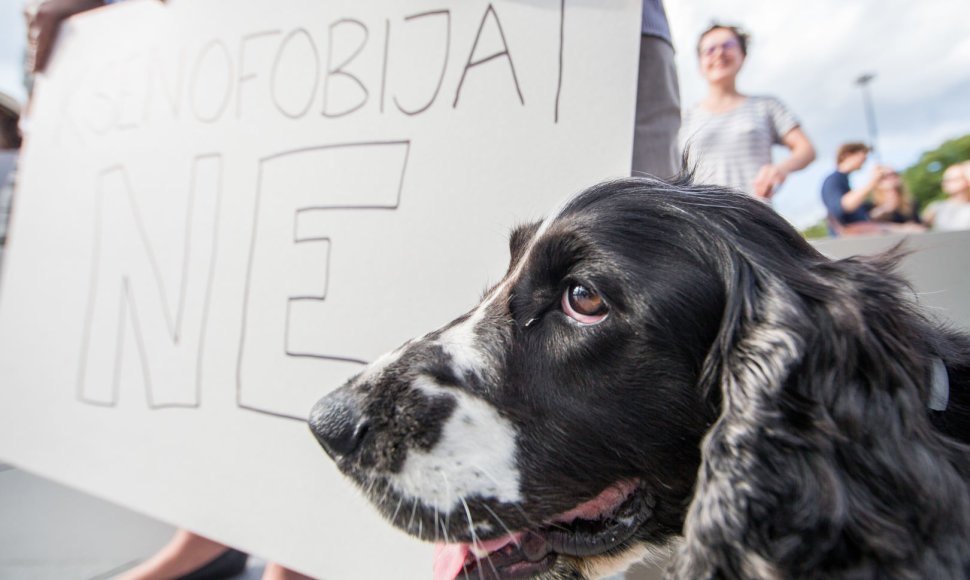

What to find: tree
left=800, top=219, right=829, bottom=240
left=903, top=134, right=970, bottom=209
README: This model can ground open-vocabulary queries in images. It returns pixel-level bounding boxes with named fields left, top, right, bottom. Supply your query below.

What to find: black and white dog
left=309, top=177, right=970, bottom=579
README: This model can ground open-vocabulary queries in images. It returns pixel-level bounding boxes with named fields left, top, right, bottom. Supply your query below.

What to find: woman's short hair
left=836, top=142, right=870, bottom=164
left=697, top=23, right=750, bottom=56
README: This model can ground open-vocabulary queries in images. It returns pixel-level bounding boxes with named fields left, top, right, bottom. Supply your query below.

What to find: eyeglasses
left=700, top=38, right=740, bottom=57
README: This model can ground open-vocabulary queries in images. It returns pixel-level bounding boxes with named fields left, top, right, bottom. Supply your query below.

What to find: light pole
left=855, top=73, right=879, bottom=162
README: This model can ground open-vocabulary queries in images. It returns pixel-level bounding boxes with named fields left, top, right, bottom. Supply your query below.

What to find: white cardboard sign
left=0, top=0, right=641, bottom=577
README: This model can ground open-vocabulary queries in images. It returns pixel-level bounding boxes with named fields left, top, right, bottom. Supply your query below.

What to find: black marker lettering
left=453, top=3, right=524, bottom=109
left=116, top=54, right=145, bottom=131
left=78, top=155, right=222, bottom=408
left=322, top=19, right=369, bottom=118
left=145, top=46, right=185, bottom=124
left=555, top=0, right=564, bottom=123
left=394, top=10, right=451, bottom=117
left=271, top=28, right=320, bottom=119
left=88, top=62, right=120, bottom=135
left=189, top=39, right=233, bottom=123
left=380, top=19, right=389, bottom=114
left=238, top=30, right=282, bottom=120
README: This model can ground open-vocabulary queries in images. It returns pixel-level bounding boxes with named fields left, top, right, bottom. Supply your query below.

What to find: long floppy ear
left=695, top=250, right=805, bottom=411
left=676, top=247, right=970, bottom=578
left=674, top=247, right=806, bottom=578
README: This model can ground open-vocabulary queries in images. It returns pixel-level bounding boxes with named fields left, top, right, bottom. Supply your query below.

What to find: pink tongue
left=433, top=543, right=469, bottom=580
left=433, top=534, right=523, bottom=580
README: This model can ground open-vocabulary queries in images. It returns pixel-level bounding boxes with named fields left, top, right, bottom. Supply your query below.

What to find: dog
left=309, top=176, right=970, bottom=579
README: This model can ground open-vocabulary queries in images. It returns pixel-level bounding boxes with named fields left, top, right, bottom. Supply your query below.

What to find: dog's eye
left=562, top=284, right=609, bottom=324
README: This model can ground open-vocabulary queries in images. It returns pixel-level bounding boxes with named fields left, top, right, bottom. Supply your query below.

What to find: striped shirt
left=679, top=96, right=799, bottom=195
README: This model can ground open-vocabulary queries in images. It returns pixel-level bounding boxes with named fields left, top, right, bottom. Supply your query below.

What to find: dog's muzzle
left=309, top=388, right=371, bottom=462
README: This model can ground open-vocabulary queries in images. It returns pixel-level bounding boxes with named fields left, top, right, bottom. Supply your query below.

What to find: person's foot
left=118, top=529, right=248, bottom=580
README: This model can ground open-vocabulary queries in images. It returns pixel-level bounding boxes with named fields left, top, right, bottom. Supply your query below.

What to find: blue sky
left=1, top=0, right=968, bottom=228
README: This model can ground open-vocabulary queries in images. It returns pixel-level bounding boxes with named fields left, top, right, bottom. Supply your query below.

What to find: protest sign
left=0, top=0, right=641, bottom=576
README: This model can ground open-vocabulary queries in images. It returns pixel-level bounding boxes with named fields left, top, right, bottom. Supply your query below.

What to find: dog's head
left=308, top=177, right=962, bottom=579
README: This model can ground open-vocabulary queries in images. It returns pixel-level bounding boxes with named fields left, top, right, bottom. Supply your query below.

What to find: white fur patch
left=356, top=345, right=405, bottom=384
left=380, top=194, right=580, bottom=515
left=438, top=311, right=489, bottom=379
left=478, top=191, right=575, bottom=312
left=388, top=377, right=522, bottom=513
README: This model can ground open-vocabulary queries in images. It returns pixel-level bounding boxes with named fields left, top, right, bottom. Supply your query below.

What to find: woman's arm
left=752, top=127, right=816, bottom=199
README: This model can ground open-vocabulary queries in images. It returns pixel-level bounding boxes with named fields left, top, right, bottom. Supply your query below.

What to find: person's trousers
left=631, top=35, right=681, bottom=180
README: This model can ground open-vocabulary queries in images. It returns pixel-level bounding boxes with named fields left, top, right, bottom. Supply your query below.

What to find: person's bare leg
left=118, top=529, right=233, bottom=580
left=261, top=562, right=316, bottom=580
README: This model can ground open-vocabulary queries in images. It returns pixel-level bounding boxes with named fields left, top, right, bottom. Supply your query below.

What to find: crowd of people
left=820, top=142, right=970, bottom=236
left=677, top=23, right=969, bottom=238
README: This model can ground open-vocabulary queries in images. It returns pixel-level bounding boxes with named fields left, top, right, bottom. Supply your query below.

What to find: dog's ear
left=697, top=244, right=938, bottom=420
left=680, top=242, right=970, bottom=578
left=695, top=247, right=806, bottom=413
left=508, top=221, right=541, bottom=270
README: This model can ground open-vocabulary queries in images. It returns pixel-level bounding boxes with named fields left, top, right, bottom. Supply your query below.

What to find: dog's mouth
left=433, top=480, right=652, bottom=580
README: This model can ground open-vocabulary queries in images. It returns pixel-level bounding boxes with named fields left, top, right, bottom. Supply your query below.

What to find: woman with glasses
left=679, top=24, right=815, bottom=201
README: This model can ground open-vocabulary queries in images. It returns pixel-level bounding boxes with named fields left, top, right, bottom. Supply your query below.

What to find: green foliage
left=800, top=219, right=830, bottom=240
left=903, top=134, right=970, bottom=209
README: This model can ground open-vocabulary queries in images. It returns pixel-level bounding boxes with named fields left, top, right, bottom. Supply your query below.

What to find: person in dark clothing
left=820, top=142, right=889, bottom=235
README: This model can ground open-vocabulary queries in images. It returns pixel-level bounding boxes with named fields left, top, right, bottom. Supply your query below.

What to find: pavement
left=0, top=464, right=664, bottom=580
left=0, top=464, right=268, bottom=580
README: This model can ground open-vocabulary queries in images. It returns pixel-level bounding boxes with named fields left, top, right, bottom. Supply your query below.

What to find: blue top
left=641, top=0, right=671, bottom=43
left=821, top=170, right=870, bottom=225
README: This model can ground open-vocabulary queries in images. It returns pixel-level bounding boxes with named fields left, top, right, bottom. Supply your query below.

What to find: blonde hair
left=872, top=171, right=916, bottom=221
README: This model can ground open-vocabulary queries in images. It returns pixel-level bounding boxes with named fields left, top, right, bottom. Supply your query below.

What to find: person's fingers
left=28, top=21, right=56, bottom=73
left=27, top=0, right=103, bottom=73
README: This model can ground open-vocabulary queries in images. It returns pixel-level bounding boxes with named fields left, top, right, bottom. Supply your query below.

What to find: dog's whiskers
left=460, top=497, right=488, bottom=580
left=434, top=506, right=440, bottom=544
left=390, top=495, right=405, bottom=527
left=407, top=497, right=420, bottom=534
left=474, top=464, right=541, bottom=529
left=480, top=502, right=520, bottom=543
left=434, top=471, right=457, bottom=543
left=437, top=514, right=453, bottom=545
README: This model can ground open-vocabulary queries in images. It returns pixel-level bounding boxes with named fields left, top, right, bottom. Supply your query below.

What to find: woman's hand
left=752, top=126, right=816, bottom=199
left=752, top=164, right=787, bottom=199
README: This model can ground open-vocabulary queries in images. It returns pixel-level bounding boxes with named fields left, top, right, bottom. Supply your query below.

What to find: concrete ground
left=0, top=464, right=268, bottom=580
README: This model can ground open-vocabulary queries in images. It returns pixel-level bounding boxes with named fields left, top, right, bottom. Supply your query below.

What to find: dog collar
left=929, top=357, right=950, bottom=412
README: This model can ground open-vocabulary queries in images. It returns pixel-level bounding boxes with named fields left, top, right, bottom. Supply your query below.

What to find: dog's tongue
left=431, top=483, right=636, bottom=580
left=433, top=534, right=523, bottom=580
left=433, top=543, right=468, bottom=580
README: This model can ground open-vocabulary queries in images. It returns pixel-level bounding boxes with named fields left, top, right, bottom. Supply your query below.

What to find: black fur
left=310, top=176, right=970, bottom=579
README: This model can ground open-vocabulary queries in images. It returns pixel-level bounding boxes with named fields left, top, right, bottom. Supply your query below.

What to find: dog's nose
left=308, top=388, right=371, bottom=461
